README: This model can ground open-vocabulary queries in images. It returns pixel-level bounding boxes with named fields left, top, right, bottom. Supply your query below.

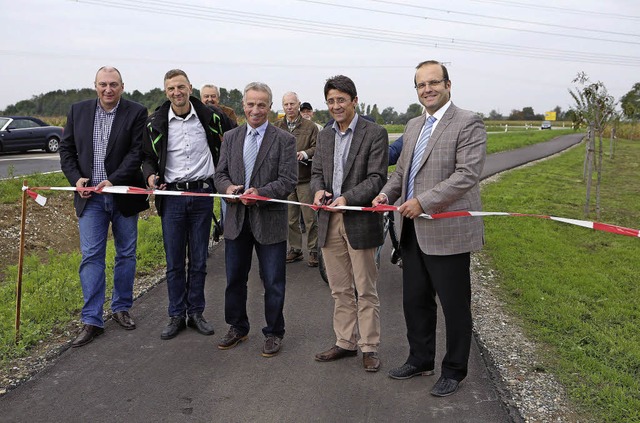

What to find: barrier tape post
left=15, top=180, right=29, bottom=344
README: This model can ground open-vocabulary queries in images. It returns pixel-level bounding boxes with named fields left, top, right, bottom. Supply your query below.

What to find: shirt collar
left=168, top=102, right=197, bottom=121
left=429, top=100, right=451, bottom=122
left=97, top=99, right=120, bottom=114
left=248, top=121, right=269, bottom=137
left=331, top=113, right=359, bottom=135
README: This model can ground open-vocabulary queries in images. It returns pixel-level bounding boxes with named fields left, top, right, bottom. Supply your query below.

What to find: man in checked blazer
left=214, top=82, right=297, bottom=358
left=373, top=60, right=486, bottom=397
left=311, top=75, right=388, bottom=372
left=59, top=66, right=149, bottom=348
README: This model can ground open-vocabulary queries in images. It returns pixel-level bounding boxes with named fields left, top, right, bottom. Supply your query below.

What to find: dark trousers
left=224, top=219, right=287, bottom=338
left=161, top=190, right=213, bottom=317
left=401, top=218, right=472, bottom=381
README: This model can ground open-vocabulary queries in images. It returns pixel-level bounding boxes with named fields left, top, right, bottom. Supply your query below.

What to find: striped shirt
left=91, top=100, right=119, bottom=186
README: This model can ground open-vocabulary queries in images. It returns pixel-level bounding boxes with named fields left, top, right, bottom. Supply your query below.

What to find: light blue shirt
left=331, top=114, right=359, bottom=197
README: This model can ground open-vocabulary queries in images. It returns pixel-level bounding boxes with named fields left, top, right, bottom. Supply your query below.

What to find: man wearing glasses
left=373, top=60, right=487, bottom=397
left=311, top=75, right=388, bottom=372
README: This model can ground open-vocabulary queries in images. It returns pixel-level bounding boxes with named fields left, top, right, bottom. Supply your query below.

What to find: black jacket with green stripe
left=142, top=96, right=236, bottom=214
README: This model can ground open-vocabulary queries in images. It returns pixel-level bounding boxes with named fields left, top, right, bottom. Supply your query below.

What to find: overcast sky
left=2, top=0, right=639, bottom=117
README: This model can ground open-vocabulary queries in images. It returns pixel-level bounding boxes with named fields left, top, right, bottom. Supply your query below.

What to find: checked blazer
left=214, top=123, right=298, bottom=245
left=311, top=116, right=388, bottom=250
left=382, top=103, right=486, bottom=255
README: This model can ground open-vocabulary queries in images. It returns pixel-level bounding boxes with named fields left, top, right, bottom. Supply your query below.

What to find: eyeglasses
left=415, top=79, right=447, bottom=90
left=325, top=97, right=350, bottom=106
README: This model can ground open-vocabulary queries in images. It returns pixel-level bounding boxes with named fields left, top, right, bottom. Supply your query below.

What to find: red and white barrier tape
left=23, top=185, right=640, bottom=238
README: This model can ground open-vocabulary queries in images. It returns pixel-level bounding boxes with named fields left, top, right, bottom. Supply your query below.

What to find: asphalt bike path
left=0, top=133, right=583, bottom=422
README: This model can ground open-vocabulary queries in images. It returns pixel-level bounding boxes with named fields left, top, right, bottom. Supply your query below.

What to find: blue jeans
left=224, top=220, right=287, bottom=337
left=78, top=194, right=138, bottom=327
left=161, top=190, right=213, bottom=317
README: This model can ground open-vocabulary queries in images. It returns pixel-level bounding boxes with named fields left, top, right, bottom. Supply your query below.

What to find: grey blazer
left=214, top=123, right=297, bottom=245
left=382, top=103, right=486, bottom=255
left=311, top=116, right=388, bottom=250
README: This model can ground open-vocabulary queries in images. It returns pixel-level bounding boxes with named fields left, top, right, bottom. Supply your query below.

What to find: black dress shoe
left=388, top=363, right=435, bottom=380
left=112, top=311, right=136, bottom=330
left=161, top=316, right=186, bottom=340
left=71, top=324, right=104, bottom=348
left=314, top=345, right=358, bottom=362
left=430, top=376, right=460, bottom=397
left=187, top=313, right=215, bottom=335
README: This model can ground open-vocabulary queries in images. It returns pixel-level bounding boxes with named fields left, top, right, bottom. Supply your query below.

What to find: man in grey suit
left=311, top=75, right=388, bottom=372
left=373, top=60, right=486, bottom=396
left=214, top=82, right=297, bottom=357
left=60, top=66, right=149, bottom=347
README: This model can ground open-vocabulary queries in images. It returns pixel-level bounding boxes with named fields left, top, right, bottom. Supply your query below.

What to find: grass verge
left=480, top=138, right=640, bottom=422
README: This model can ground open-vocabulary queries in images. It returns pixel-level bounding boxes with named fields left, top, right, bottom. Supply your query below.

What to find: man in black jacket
left=60, top=66, right=149, bottom=347
left=143, top=69, right=232, bottom=340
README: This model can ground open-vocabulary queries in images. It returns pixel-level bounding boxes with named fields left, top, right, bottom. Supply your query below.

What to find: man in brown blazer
left=373, top=60, right=486, bottom=396
left=311, top=75, right=388, bottom=372
left=214, top=82, right=297, bottom=358
left=273, top=91, right=319, bottom=267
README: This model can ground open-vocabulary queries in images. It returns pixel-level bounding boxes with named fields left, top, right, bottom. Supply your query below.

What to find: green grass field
left=480, top=138, right=640, bottom=422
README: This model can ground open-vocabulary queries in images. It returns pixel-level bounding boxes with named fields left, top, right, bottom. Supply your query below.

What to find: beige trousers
left=321, top=213, right=380, bottom=352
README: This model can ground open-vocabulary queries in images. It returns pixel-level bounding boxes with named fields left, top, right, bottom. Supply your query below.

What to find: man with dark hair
left=143, top=69, right=227, bottom=340
left=60, top=66, right=149, bottom=347
left=274, top=92, right=319, bottom=267
left=311, top=75, right=388, bottom=372
left=373, top=60, right=486, bottom=397
left=214, top=82, right=297, bottom=357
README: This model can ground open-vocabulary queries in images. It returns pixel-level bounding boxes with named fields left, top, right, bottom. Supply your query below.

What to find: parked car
left=540, top=121, right=552, bottom=130
left=0, top=116, right=63, bottom=153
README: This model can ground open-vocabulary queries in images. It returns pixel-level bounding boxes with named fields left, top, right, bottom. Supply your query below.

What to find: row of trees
left=3, top=84, right=639, bottom=127
left=0, top=87, right=572, bottom=125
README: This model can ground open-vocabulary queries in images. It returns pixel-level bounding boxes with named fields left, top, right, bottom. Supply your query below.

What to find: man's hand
left=371, top=193, right=388, bottom=208
left=240, top=187, right=258, bottom=206
left=296, top=151, right=305, bottom=161
left=76, top=177, right=91, bottom=199
left=313, top=190, right=332, bottom=206
left=225, top=184, right=244, bottom=204
left=398, top=198, right=424, bottom=219
left=147, top=174, right=166, bottom=190
left=327, top=196, right=347, bottom=213
left=95, top=180, right=113, bottom=193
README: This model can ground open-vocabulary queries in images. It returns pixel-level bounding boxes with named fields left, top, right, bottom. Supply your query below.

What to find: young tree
left=569, top=72, right=616, bottom=219
left=620, top=82, right=640, bottom=121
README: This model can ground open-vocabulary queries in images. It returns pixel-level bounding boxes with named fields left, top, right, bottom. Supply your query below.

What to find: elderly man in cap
left=300, top=102, right=323, bottom=130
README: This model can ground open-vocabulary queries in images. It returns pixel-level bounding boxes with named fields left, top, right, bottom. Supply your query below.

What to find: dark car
left=0, top=116, right=63, bottom=153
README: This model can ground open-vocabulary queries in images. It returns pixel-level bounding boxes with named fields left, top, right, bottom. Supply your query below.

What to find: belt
left=166, top=179, right=211, bottom=191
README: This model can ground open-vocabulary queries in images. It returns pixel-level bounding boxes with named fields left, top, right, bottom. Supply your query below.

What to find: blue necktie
left=407, top=115, right=437, bottom=199
left=244, top=129, right=259, bottom=189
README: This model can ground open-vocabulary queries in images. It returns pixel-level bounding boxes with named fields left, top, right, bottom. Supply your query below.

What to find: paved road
left=0, top=134, right=583, bottom=423
left=0, top=151, right=61, bottom=179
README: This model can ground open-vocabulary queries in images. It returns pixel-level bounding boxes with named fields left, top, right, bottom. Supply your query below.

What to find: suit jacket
left=214, top=123, right=298, bottom=245
left=59, top=98, right=149, bottom=217
left=310, top=116, right=388, bottom=250
left=382, top=103, right=486, bottom=255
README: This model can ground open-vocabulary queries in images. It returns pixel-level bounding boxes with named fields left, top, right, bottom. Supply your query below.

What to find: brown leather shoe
left=314, top=345, right=357, bottom=362
left=307, top=252, right=319, bottom=267
left=363, top=352, right=381, bottom=372
left=71, top=324, right=104, bottom=348
left=112, top=311, right=136, bottom=330
left=286, top=248, right=303, bottom=263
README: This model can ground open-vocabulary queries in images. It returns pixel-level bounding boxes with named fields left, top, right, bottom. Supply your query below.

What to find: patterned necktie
left=244, top=129, right=259, bottom=189
left=407, top=115, right=437, bottom=199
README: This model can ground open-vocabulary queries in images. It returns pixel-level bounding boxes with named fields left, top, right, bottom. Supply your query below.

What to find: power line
left=366, top=0, right=640, bottom=39
left=71, top=0, right=640, bottom=66
left=296, top=0, right=640, bottom=45
left=470, top=0, right=640, bottom=21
